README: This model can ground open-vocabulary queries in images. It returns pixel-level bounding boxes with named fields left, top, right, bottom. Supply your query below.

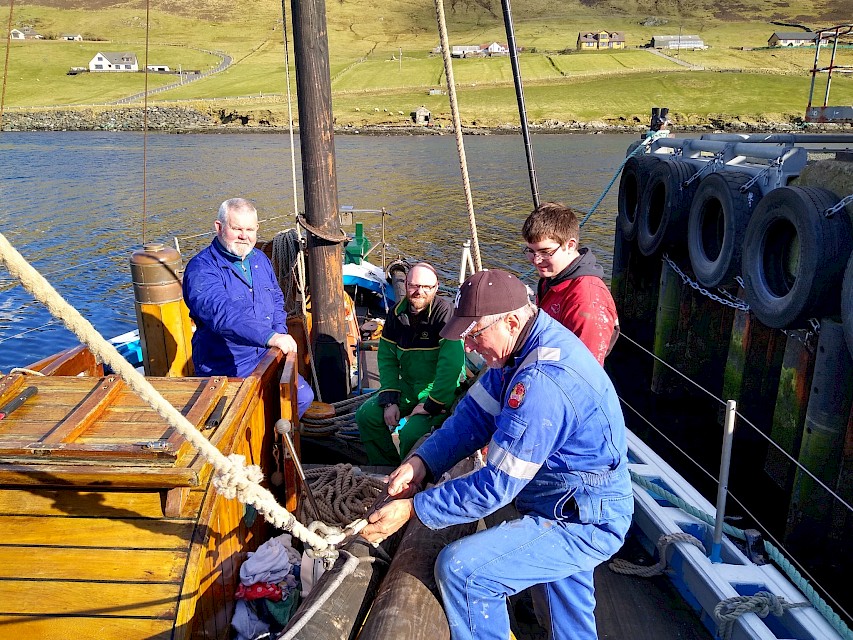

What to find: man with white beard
left=356, top=262, right=465, bottom=465
left=183, top=197, right=314, bottom=416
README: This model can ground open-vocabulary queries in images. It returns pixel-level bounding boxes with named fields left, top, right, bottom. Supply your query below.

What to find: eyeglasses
left=464, top=317, right=503, bottom=343
left=407, top=283, right=437, bottom=292
left=523, top=245, right=562, bottom=260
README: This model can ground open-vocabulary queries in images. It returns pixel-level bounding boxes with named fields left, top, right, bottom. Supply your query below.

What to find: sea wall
left=2, top=106, right=852, bottom=134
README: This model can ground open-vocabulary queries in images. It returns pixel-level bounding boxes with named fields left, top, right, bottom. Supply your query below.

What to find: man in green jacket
left=357, top=262, right=466, bottom=465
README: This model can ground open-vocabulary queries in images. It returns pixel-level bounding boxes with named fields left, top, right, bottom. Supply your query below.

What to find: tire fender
left=742, top=186, right=853, bottom=329
left=637, top=158, right=698, bottom=257
left=687, top=171, right=761, bottom=287
left=617, top=154, right=661, bottom=242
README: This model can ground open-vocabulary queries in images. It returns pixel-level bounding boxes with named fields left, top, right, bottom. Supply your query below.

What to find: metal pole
left=500, top=0, right=539, bottom=209
left=381, top=207, right=387, bottom=269
left=276, top=419, right=322, bottom=520
left=824, top=28, right=839, bottom=107
left=807, top=34, right=821, bottom=113
left=711, top=399, right=737, bottom=563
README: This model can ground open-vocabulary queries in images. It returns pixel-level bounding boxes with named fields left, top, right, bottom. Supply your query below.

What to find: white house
left=651, top=35, right=705, bottom=50
left=767, top=31, right=826, bottom=47
left=62, top=34, right=83, bottom=41
left=450, top=45, right=483, bottom=58
left=146, top=64, right=171, bottom=72
left=11, top=27, right=42, bottom=40
left=10, top=29, right=25, bottom=40
left=89, top=52, right=139, bottom=72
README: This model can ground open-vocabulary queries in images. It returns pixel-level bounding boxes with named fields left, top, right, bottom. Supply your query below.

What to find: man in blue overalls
left=362, top=269, right=633, bottom=639
left=183, top=197, right=313, bottom=417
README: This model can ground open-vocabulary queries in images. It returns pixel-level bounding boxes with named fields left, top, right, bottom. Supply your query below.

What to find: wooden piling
left=721, top=294, right=785, bottom=437
left=651, top=260, right=685, bottom=395
left=764, top=333, right=817, bottom=493
left=784, top=318, right=853, bottom=550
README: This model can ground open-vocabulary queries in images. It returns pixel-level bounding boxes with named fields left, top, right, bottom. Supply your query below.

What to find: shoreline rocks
left=2, top=106, right=851, bottom=135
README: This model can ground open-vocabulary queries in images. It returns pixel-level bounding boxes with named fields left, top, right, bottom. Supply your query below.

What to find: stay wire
left=619, top=329, right=853, bottom=518
left=0, top=0, right=13, bottom=125
left=142, top=0, right=151, bottom=244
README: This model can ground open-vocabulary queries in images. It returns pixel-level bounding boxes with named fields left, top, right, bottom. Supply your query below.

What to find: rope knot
left=714, top=591, right=805, bottom=639
left=213, top=453, right=265, bottom=500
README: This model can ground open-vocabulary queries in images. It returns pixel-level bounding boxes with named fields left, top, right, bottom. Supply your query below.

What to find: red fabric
left=236, top=582, right=283, bottom=602
left=537, top=275, right=618, bottom=365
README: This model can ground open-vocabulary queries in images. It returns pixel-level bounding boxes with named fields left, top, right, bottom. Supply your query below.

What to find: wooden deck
left=0, top=349, right=293, bottom=640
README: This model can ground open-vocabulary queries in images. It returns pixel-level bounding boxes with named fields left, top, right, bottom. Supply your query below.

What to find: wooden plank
left=0, top=579, right=179, bottom=617
left=280, top=352, right=301, bottom=513
left=0, top=488, right=167, bottom=517
left=0, top=374, right=25, bottom=408
left=166, top=376, right=228, bottom=459
left=39, top=375, right=124, bottom=445
left=164, top=486, right=190, bottom=518
left=40, top=344, right=102, bottom=377
left=0, top=546, right=186, bottom=582
left=0, top=463, right=199, bottom=488
left=0, top=616, right=174, bottom=640
left=0, top=515, right=195, bottom=548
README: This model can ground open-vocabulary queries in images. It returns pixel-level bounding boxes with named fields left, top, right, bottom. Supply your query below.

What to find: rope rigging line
left=0, top=231, right=360, bottom=558
left=141, top=0, right=151, bottom=244
left=0, top=0, right=14, bottom=126
left=432, top=0, right=482, bottom=272
left=578, top=129, right=668, bottom=229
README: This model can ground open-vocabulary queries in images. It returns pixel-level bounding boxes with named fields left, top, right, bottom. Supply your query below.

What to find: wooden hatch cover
left=0, top=372, right=235, bottom=487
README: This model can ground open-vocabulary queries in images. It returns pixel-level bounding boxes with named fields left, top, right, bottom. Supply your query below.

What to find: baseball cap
left=440, top=269, right=531, bottom=340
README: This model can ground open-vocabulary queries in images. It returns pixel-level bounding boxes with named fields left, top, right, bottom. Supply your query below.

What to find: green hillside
left=1, top=0, right=851, bottom=125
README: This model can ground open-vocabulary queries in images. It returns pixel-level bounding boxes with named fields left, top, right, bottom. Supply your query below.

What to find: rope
left=578, top=129, right=667, bottom=229
left=271, top=229, right=303, bottom=316
left=297, top=214, right=348, bottom=244
left=715, top=591, right=807, bottom=640
left=298, top=463, right=385, bottom=526
left=271, top=228, right=323, bottom=402
left=609, top=532, right=705, bottom=577
left=628, top=471, right=853, bottom=639
left=0, top=231, right=338, bottom=555
left=9, top=367, right=46, bottom=376
left=432, top=0, right=482, bottom=272
left=1, top=0, right=14, bottom=127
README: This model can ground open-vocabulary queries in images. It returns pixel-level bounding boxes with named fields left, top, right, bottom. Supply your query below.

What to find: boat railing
left=614, top=318, right=853, bottom=633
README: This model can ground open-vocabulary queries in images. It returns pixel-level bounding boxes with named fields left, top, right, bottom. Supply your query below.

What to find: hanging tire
left=637, top=158, right=698, bottom=257
left=841, top=253, right=853, bottom=360
left=617, top=154, right=662, bottom=242
left=742, top=186, right=853, bottom=329
left=687, top=171, right=761, bottom=288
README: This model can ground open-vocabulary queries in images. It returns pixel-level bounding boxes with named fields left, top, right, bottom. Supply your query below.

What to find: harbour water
left=0, top=131, right=627, bottom=369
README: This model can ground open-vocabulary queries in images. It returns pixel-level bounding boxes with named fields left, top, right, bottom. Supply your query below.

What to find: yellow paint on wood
left=0, top=615, right=174, bottom=640
left=0, top=488, right=167, bottom=517
left=159, top=299, right=194, bottom=377
left=0, top=515, right=194, bottom=548
left=0, top=579, right=179, bottom=617
left=0, top=546, right=186, bottom=582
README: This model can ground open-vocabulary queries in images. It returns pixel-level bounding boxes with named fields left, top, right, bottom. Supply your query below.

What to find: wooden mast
left=289, top=0, right=350, bottom=401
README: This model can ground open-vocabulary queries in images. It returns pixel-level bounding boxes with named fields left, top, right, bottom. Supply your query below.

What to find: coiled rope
left=0, top=231, right=349, bottom=557
left=609, top=531, right=705, bottom=577
left=270, top=228, right=323, bottom=403
left=297, top=463, right=385, bottom=526
left=301, top=390, right=376, bottom=436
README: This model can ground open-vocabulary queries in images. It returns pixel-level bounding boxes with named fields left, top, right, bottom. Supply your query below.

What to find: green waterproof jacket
left=376, top=295, right=466, bottom=415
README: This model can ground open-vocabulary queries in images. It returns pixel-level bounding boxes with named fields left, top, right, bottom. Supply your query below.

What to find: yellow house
left=577, top=30, right=626, bottom=50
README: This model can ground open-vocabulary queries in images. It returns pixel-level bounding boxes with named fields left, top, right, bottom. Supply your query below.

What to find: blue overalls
left=412, top=311, right=633, bottom=639
left=183, top=239, right=314, bottom=417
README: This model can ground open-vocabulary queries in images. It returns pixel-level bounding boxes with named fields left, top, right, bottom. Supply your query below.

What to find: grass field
left=1, top=0, right=850, bottom=124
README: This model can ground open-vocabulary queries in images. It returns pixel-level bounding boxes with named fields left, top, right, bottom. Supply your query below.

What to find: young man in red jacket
left=521, top=202, right=619, bottom=365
